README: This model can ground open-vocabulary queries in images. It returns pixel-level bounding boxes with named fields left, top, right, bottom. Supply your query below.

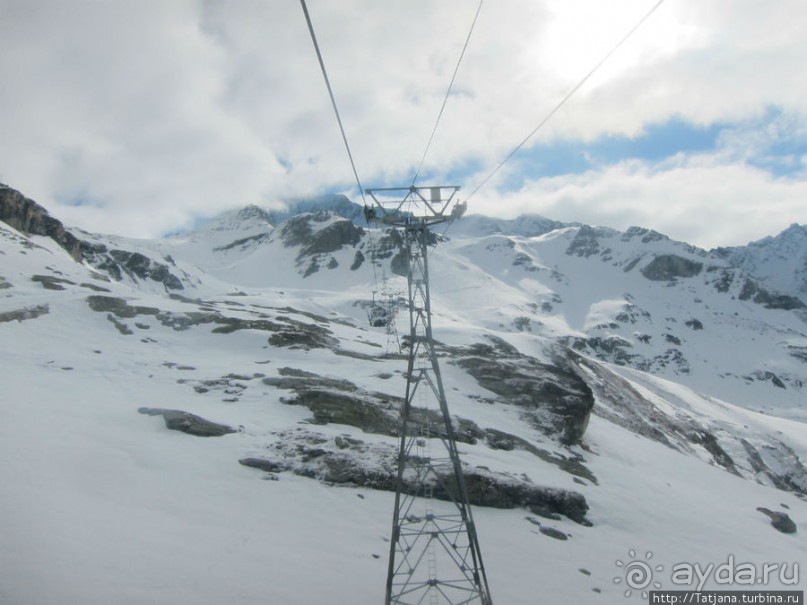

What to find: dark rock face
left=266, top=325, right=339, bottom=350
left=264, top=366, right=597, bottom=482
left=239, top=457, right=283, bottom=473
left=86, top=295, right=160, bottom=318
left=350, top=250, right=365, bottom=271
left=756, top=507, right=797, bottom=534
left=482, top=428, right=596, bottom=484
left=689, top=430, right=739, bottom=475
left=277, top=213, right=316, bottom=247
left=278, top=212, right=362, bottom=255
left=366, top=228, right=437, bottom=278
left=214, top=232, right=271, bottom=252
left=738, top=278, right=805, bottom=310
left=275, top=211, right=365, bottom=278
left=704, top=266, right=803, bottom=310
left=0, top=185, right=185, bottom=290
left=138, top=407, right=237, bottom=437
left=85, top=295, right=340, bottom=349
left=81, top=245, right=185, bottom=290
left=301, top=219, right=362, bottom=257
left=239, top=430, right=591, bottom=523
left=741, top=439, right=807, bottom=494
left=685, top=318, right=704, bottom=330
left=560, top=335, right=635, bottom=367
left=0, top=304, right=50, bottom=323
left=706, top=266, right=735, bottom=293
left=263, top=368, right=403, bottom=436
left=622, top=226, right=669, bottom=244
left=452, top=338, right=594, bottom=445
left=713, top=223, right=807, bottom=303
left=562, top=332, right=693, bottom=376
left=641, top=254, right=703, bottom=281
left=573, top=352, right=701, bottom=450
left=443, top=472, right=590, bottom=524
left=31, top=275, right=75, bottom=290
left=572, top=353, right=807, bottom=497
left=787, top=345, right=807, bottom=363
left=565, top=225, right=615, bottom=258
left=750, top=370, right=787, bottom=389
left=0, top=184, right=82, bottom=260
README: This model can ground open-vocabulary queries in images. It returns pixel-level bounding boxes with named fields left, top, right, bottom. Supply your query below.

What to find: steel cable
left=466, top=0, right=667, bottom=201
left=299, top=0, right=366, bottom=205
left=411, top=0, right=484, bottom=187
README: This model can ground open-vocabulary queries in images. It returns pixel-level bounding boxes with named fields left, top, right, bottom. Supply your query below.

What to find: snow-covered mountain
left=1, top=183, right=805, bottom=605
left=715, top=223, right=807, bottom=303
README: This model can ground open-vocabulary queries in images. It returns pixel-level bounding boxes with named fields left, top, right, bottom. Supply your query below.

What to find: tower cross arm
left=365, top=185, right=463, bottom=227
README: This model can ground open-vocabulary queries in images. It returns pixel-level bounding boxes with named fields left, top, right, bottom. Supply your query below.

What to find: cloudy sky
left=1, top=0, right=805, bottom=248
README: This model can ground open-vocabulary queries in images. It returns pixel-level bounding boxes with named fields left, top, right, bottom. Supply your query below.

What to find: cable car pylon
left=366, top=185, right=491, bottom=605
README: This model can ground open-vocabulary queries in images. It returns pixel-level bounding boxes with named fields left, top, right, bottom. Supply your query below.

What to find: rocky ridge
left=2, top=185, right=806, bottom=509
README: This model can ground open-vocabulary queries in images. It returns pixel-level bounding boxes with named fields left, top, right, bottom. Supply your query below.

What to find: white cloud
left=471, top=154, right=807, bottom=248
left=0, top=0, right=805, bottom=241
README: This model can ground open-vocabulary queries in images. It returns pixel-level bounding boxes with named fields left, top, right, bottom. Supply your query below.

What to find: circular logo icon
left=614, top=549, right=663, bottom=598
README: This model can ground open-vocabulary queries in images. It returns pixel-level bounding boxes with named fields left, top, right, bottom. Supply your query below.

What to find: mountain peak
left=774, top=222, right=807, bottom=243
left=234, top=204, right=274, bottom=224
left=715, top=223, right=807, bottom=300
left=450, top=213, right=570, bottom=238
left=0, top=183, right=83, bottom=261
left=185, top=204, right=274, bottom=238
left=745, top=222, right=807, bottom=249
left=277, top=194, right=365, bottom=225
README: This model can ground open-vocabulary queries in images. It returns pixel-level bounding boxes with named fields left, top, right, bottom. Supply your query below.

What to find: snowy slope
left=716, top=223, right=807, bottom=303
left=2, top=198, right=806, bottom=605
left=437, top=225, right=807, bottom=416
left=150, top=207, right=807, bottom=416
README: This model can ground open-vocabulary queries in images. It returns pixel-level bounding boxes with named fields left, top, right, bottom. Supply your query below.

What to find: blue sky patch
left=734, top=107, right=807, bottom=178
left=476, top=108, right=806, bottom=193
left=506, top=117, right=723, bottom=185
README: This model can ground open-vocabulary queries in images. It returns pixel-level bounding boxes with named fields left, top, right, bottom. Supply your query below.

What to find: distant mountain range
left=2, top=181, right=805, bottom=604
left=715, top=223, right=807, bottom=301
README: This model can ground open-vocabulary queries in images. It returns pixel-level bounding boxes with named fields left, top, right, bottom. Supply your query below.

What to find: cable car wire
left=411, top=0, right=484, bottom=187
left=299, top=0, right=388, bottom=325
left=466, top=0, right=667, bottom=201
left=299, top=0, right=366, bottom=205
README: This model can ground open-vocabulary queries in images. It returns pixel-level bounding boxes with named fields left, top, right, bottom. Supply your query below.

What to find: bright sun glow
left=536, top=0, right=704, bottom=90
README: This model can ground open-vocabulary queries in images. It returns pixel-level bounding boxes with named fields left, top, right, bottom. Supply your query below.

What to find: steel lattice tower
left=366, top=186, right=492, bottom=605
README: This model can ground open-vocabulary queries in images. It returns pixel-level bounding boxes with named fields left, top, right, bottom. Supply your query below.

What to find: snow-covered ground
left=1, top=211, right=805, bottom=604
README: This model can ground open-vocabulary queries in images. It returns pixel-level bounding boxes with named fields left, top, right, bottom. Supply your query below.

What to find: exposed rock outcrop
left=138, top=407, right=238, bottom=437
left=641, top=254, right=703, bottom=281
left=239, top=429, right=591, bottom=524
left=0, top=184, right=186, bottom=289
left=451, top=338, right=595, bottom=445
left=737, top=278, right=804, bottom=310
left=756, top=507, right=797, bottom=534
left=260, top=364, right=597, bottom=482
left=277, top=212, right=362, bottom=255
left=80, top=245, right=185, bottom=290
left=85, top=294, right=340, bottom=349
left=0, top=304, right=50, bottom=323
left=264, top=367, right=402, bottom=435
left=274, top=212, right=365, bottom=278
left=565, top=225, right=616, bottom=258
left=571, top=353, right=807, bottom=497
left=0, top=184, right=82, bottom=260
